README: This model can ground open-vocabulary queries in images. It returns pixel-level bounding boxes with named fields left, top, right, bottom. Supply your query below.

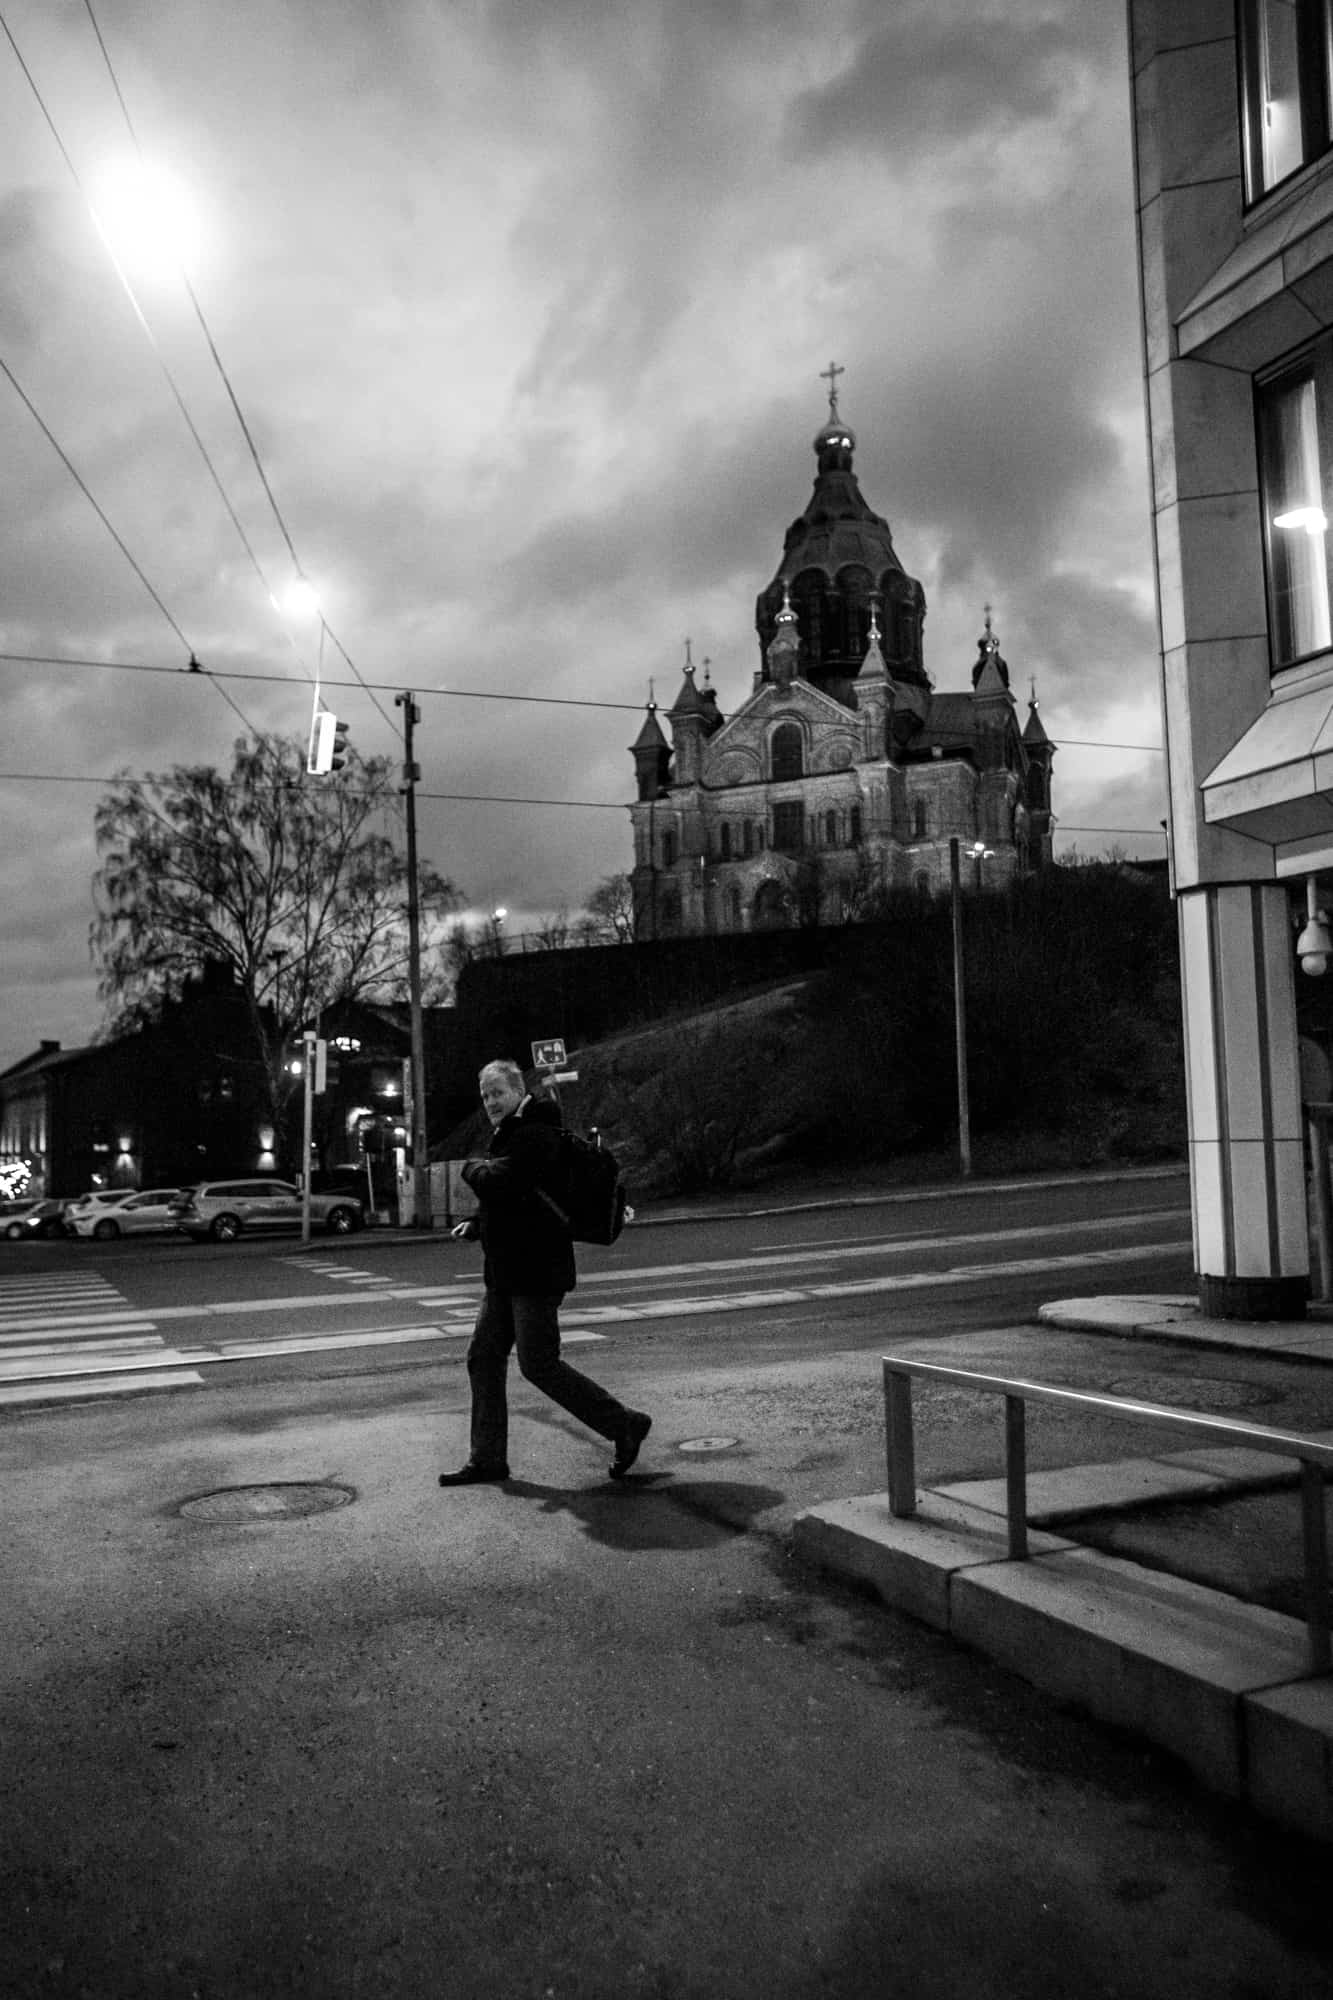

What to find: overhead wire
left=80, top=0, right=403, bottom=749
left=0, top=645, right=1169, bottom=750
left=0, top=353, right=256, bottom=734
left=0, top=4, right=262, bottom=739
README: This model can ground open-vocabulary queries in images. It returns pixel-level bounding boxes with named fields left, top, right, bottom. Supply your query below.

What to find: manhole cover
left=1104, top=1375, right=1280, bottom=1411
left=178, top=1482, right=356, bottom=1523
left=677, top=1436, right=741, bottom=1455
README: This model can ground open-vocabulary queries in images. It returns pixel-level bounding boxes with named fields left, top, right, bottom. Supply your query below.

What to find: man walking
left=439, top=1058, right=651, bottom=1486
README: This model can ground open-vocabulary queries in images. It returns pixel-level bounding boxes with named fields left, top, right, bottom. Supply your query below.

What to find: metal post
left=396, top=692, right=431, bottom=1231
left=1004, top=1395, right=1028, bottom=1559
left=300, top=1031, right=315, bottom=1246
left=1308, top=1104, right=1333, bottom=1303
left=950, top=836, right=972, bottom=1179
left=884, top=1363, right=917, bottom=1517
left=1300, top=1461, right=1331, bottom=1673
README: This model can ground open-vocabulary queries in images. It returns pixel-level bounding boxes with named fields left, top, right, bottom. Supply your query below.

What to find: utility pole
left=396, top=691, right=431, bottom=1230
left=949, top=835, right=972, bottom=1180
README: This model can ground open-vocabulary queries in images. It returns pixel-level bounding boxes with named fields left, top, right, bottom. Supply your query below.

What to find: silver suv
left=170, top=1178, right=364, bottom=1243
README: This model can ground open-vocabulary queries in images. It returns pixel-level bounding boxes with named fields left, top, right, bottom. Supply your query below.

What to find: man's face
left=480, top=1071, right=525, bottom=1127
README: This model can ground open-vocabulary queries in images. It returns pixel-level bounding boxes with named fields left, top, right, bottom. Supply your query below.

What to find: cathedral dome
left=756, top=369, right=928, bottom=701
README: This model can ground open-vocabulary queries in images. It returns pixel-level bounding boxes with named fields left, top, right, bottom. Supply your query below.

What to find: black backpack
left=537, top=1128, right=628, bottom=1245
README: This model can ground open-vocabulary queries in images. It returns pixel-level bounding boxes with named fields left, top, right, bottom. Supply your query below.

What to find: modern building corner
left=1129, top=0, right=1333, bottom=1318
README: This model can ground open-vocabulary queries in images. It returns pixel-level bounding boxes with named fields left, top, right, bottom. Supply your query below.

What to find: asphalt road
left=0, top=1164, right=1197, bottom=1413
left=4, top=1166, right=1333, bottom=1997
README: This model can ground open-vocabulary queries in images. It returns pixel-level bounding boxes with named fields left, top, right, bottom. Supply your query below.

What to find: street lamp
left=950, top=838, right=992, bottom=1179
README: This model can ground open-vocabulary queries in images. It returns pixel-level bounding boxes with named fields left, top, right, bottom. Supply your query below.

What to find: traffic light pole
left=397, top=691, right=431, bottom=1230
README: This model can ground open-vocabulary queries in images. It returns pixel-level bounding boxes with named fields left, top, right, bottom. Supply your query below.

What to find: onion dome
left=757, top=367, right=928, bottom=702
left=971, top=604, right=1011, bottom=691
left=630, top=686, right=671, bottom=801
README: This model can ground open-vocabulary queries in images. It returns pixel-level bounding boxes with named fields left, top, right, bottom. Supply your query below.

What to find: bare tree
left=581, top=872, right=636, bottom=943
left=90, top=733, right=460, bottom=1139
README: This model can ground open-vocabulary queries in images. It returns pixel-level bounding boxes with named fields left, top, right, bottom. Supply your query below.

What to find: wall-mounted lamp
left=1297, top=876, right=1333, bottom=976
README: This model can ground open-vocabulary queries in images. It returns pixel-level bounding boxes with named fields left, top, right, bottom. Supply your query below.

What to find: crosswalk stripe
left=0, top=1271, right=194, bottom=1406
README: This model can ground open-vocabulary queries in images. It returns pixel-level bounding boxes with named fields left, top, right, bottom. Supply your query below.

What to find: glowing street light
left=91, top=158, right=203, bottom=279
left=278, top=576, right=322, bottom=620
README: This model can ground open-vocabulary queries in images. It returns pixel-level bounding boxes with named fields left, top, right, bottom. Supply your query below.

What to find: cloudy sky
left=0, top=0, right=1161, bottom=1069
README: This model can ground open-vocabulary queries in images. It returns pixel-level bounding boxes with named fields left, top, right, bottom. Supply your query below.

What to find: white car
left=60, top=1191, right=128, bottom=1235
left=67, top=1188, right=184, bottom=1240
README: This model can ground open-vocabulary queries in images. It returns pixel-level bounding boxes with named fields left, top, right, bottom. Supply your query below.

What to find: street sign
left=531, top=1038, right=567, bottom=1069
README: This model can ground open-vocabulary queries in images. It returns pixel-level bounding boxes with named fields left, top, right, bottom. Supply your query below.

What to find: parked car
left=5, top=1198, right=71, bottom=1240
left=169, top=1178, right=364, bottom=1243
left=3, top=1200, right=46, bottom=1240
left=66, top=1188, right=185, bottom=1240
left=62, top=1189, right=139, bottom=1235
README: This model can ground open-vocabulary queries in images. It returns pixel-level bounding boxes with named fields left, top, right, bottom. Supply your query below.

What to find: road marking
left=0, top=1227, right=1189, bottom=1404
left=0, top=1272, right=200, bottom=1404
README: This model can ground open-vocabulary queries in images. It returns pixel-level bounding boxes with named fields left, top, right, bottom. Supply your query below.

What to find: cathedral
left=627, top=373, right=1055, bottom=938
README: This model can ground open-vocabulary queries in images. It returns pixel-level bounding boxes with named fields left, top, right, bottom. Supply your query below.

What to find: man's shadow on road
left=501, top=1472, right=787, bottom=1552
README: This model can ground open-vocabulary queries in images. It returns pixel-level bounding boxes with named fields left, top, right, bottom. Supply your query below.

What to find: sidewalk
left=794, top=1285, right=1333, bottom=1845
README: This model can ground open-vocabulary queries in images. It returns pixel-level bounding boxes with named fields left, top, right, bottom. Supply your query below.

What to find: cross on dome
left=820, top=359, right=845, bottom=415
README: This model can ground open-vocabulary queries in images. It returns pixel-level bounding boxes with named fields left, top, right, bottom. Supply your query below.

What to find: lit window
left=1258, top=350, right=1333, bottom=666
left=1240, top=0, right=1333, bottom=202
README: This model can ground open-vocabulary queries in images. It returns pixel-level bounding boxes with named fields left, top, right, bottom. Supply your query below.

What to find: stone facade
left=628, top=387, right=1055, bottom=938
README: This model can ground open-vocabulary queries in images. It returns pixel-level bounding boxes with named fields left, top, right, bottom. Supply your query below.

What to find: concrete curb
left=792, top=1489, right=1333, bottom=1843
left=1039, top=1294, right=1333, bottom=1365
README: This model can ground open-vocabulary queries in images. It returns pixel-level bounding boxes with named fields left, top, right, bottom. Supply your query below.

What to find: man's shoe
left=438, top=1462, right=509, bottom=1486
left=609, top=1412, right=651, bottom=1481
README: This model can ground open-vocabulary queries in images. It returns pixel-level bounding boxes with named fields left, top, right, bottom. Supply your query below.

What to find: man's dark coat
left=460, top=1093, right=576, bottom=1294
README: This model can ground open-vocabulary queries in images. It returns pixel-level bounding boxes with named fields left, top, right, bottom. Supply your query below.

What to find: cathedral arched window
left=913, top=797, right=928, bottom=838
left=662, top=829, right=677, bottom=868
left=720, top=823, right=732, bottom=861
left=850, top=806, right=862, bottom=845
left=771, top=723, right=803, bottom=781
left=743, top=820, right=754, bottom=857
left=824, top=810, right=837, bottom=848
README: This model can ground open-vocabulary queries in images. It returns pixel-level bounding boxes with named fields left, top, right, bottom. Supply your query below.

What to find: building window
left=1258, top=348, right=1333, bottom=666
left=913, top=797, right=928, bottom=838
left=824, top=810, right=837, bottom=847
left=772, top=801, right=804, bottom=853
left=1240, top=0, right=1333, bottom=203
left=850, top=805, right=862, bottom=845
left=728, top=887, right=741, bottom=927
left=743, top=820, right=754, bottom=856
left=662, top=829, right=677, bottom=868
left=720, top=822, right=732, bottom=860
left=771, top=722, right=803, bottom=781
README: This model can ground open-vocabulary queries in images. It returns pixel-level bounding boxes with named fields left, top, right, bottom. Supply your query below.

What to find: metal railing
left=882, top=1354, right=1333, bottom=1673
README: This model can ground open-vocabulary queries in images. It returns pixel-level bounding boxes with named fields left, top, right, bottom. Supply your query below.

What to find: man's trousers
left=466, top=1288, right=628, bottom=1468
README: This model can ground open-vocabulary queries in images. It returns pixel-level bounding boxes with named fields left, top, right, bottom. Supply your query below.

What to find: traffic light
left=307, top=709, right=351, bottom=776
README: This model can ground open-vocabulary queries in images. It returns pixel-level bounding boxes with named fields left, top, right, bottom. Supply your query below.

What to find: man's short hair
left=479, top=1058, right=525, bottom=1093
